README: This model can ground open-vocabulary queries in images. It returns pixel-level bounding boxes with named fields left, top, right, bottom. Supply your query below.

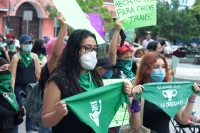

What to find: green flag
left=124, top=29, right=135, bottom=43
left=62, top=82, right=130, bottom=133
left=137, top=81, right=200, bottom=118
left=114, top=0, right=157, bottom=30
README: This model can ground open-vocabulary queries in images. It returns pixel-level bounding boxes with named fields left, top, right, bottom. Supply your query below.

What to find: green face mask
left=137, top=81, right=200, bottom=118
left=8, top=45, right=15, bottom=51
left=116, top=58, right=134, bottom=78
left=0, top=74, right=19, bottom=111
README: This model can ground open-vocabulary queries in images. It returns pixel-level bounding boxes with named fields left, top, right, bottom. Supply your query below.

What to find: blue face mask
left=102, top=70, right=113, bottom=79
left=150, top=69, right=166, bottom=82
left=22, top=44, right=32, bottom=52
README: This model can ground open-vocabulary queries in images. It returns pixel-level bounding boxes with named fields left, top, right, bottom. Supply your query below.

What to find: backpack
left=24, top=82, right=43, bottom=123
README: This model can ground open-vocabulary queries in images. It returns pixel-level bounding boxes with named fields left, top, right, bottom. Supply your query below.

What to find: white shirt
left=142, top=39, right=154, bottom=48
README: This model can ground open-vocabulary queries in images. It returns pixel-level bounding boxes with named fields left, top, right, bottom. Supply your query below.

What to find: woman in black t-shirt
left=42, top=29, right=134, bottom=133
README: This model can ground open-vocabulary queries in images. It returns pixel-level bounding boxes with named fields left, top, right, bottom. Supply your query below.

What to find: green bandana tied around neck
left=78, top=71, right=98, bottom=91
left=116, top=59, right=134, bottom=78
left=61, top=81, right=130, bottom=133
left=137, top=81, right=200, bottom=118
left=39, top=54, right=44, bottom=62
left=0, top=74, right=19, bottom=111
left=9, top=45, right=15, bottom=51
left=19, top=51, right=32, bottom=68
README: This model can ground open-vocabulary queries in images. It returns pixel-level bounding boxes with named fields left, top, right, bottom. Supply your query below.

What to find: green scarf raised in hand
left=78, top=71, right=98, bottom=91
left=19, top=51, right=32, bottom=68
left=137, top=81, right=200, bottom=118
left=62, top=81, right=130, bottom=133
left=0, top=74, right=19, bottom=111
left=116, top=58, right=134, bottom=78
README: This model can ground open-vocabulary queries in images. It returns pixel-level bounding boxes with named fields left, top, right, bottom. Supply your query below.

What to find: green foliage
left=136, top=0, right=200, bottom=43
left=44, top=0, right=114, bottom=31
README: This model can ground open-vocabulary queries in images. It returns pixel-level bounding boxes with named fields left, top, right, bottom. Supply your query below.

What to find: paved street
left=18, top=62, right=200, bottom=133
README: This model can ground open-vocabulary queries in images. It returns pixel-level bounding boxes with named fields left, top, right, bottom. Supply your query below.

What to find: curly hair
left=134, top=52, right=170, bottom=86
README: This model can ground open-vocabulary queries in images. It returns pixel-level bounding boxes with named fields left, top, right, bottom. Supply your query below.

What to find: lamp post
left=7, top=0, right=11, bottom=29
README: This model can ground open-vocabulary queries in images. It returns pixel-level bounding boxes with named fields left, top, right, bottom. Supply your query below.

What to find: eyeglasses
left=80, top=46, right=98, bottom=53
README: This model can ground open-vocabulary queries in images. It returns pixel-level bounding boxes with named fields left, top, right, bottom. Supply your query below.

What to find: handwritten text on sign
left=103, top=79, right=131, bottom=127
left=114, top=0, right=157, bottom=29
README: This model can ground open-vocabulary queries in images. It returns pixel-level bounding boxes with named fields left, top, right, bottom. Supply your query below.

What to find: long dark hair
left=31, top=39, right=46, bottom=56
left=48, top=29, right=103, bottom=95
left=0, top=34, right=5, bottom=42
left=146, top=41, right=160, bottom=51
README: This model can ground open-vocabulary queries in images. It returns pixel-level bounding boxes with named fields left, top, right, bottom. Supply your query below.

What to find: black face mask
left=41, top=47, right=46, bottom=55
left=0, top=70, right=10, bottom=75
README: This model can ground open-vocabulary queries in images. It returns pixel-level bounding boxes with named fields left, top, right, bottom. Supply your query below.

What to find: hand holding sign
left=115, top=18, right=123, bottom=31
left=56, top=12, right=66, bottom=26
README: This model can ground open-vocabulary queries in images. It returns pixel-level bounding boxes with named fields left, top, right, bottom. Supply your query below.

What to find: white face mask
left=80, top=51, right=97, bottom=70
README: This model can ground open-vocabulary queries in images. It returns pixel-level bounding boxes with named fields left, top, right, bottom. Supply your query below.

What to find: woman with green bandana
left=108, top=19, right=136, bottom=84
left=108, top=19, right=141, bottom=133
left=130, top=52, right=200, bottom=133
left=10, top=34, right=41, bottom=133
left=31, top=39, right=47, bottom=68
left=41, top=29, right=134, bottom=133
left=0, top=57, right=19, bottom=133
left=7, top=39, right=17, bottom=62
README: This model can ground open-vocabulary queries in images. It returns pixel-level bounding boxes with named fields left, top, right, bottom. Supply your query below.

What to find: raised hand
left=56, top=12, right=66, bottom=26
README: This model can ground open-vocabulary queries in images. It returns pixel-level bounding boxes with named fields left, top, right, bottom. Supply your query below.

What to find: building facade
left=0, top=0, right=116, bottom=40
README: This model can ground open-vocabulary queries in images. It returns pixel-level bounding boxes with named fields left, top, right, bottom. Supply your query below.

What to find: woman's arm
left=175, top=84, right=200, bottom=125
left=2, top=46, right=10, bottom=63
left=108, top=19, right=122, bottom=64
left=47, top=13, right=67, bottom=74
left=10, top=54, right=19, bottom=88
left=42, top=81, right=68, bottom=127
left=33, top=53, right=41, bottom=79
left=40, top=56, right=47, bottom=68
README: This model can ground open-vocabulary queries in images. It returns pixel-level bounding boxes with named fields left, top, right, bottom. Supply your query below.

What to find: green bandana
left=0, top=74, right=19, bottom=111
left=8, top=45, right=15, bottom=51
left=39, top=54, right=44, bottom=61
left=116, top=59, right=134, bottom=78
left=19, top=51, right=32, bottom=68
left=62, top=81, right=130, bottom=133
left=78, top=71, right=98, bottom=91
left=137, top=81, right=200, bottom=118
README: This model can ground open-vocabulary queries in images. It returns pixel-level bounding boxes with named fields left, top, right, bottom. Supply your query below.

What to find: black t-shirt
left=0, top=96, right=18, bottom=133
left=143, top=100, right=171, bottom=133
left=51, top=74, right=95, bottom=133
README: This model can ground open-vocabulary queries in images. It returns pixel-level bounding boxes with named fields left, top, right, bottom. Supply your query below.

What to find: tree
left=136, top=0, right=200, bottom=43
left=44, top=0, right=114, bottom=31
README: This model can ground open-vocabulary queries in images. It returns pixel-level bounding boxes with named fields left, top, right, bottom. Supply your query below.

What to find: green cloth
left=8, top=45, right=15, bottom=51
left=0, top=47, right=2, bottom=55
left=137, top=81, right=200, bottom=118
left=171, top=55, right=179, bottom=82
left=39, top=54, right=44, bottom=62
left=19, top=51, right=32, bottom=68
left=78, top=71, right=98, bottom=91
left=0, top=74, right=19, bottom=111
left=116, top=59, right=134, bottom=78
left=62, top=82, right=130, bottom=133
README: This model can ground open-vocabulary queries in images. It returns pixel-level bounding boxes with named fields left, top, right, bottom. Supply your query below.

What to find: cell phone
left=19, top=91, right=27, bottom=98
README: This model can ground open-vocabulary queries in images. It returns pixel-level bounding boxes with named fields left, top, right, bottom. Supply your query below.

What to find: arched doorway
left=9, top=2, right=39, bottom=39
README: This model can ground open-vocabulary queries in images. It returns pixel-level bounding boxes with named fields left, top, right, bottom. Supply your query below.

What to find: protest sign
left=103, top=79, right=131, bottom=127
left=124, top=28, right=135, bottom=43
left=52, top=0, right=105, bottom=44
left=87, top=13, right=105, bottom=38
left=114, top=0, right=157, bottom=29
left=171, top=55, right=179, bottom=82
